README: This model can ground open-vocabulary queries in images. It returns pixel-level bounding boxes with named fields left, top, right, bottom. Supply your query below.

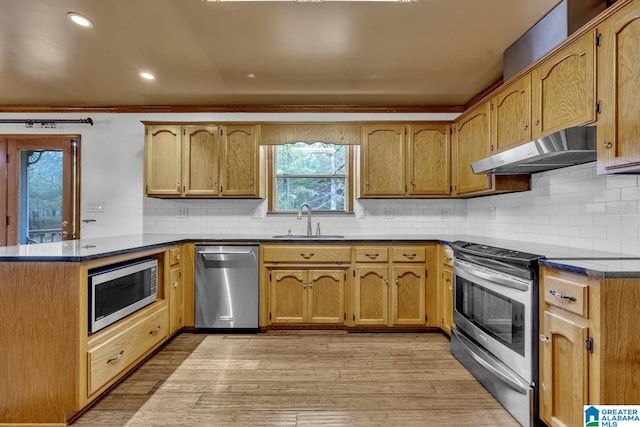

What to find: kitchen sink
left=271, top=234, right=345, bottom=239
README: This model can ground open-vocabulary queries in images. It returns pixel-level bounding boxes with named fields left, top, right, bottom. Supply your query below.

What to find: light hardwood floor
left=73, top=331, right=520, bottom=426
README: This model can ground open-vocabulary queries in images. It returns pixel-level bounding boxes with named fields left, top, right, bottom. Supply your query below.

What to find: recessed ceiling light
left=247, top=73, right=256, bottom=79
left=67, top=12, right=93, bottom=28
left=140, top=72, right=156, bottom=80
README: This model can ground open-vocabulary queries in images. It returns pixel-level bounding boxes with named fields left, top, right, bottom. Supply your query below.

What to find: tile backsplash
left=143, top=162, right=640, bottom=256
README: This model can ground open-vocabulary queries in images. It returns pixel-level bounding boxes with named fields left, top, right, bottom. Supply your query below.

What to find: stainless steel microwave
left=88, top=258, right=158, bottom=333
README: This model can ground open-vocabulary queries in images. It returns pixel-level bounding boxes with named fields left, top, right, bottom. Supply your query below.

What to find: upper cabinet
left=490, top=74, right=532, bottom=153
left=452, top=103, right=492, bottom=195
left=597, top=0, right=640, bottom=174
left=144, top=123, right=263, bottom=198
left=531, top=29, right=597, bottom=139
left=453, top=102, right=531, bottom=197
left=359, top=123, right=450, bottom=198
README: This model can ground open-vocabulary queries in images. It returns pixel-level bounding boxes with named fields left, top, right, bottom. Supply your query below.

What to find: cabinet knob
left=175, top=254, right=180, bottom=261
left=533, top=119, right=540, bottom=126
left=602, top=140, right=612, bottom=149
left=522, top=124, right=528, bottom=130
left=172, top=282, right=179, bottom=288
left=539, top=334, right=549, bottom=343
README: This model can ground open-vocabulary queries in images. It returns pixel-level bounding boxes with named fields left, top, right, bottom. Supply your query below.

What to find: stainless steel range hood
left=471, top=126, right=596, bottom=175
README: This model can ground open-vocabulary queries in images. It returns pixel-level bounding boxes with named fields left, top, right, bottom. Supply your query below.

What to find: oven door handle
left=455, top=260, right=530, bottom=292
left=452, top=329, right=530, bottom=394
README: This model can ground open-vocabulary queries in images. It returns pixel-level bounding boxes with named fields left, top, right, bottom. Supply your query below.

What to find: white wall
left=2, top=112, right=639, bottom=256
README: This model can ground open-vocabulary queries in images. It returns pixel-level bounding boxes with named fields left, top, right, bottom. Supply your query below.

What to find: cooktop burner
left=450, top=241, right=543, bottom=263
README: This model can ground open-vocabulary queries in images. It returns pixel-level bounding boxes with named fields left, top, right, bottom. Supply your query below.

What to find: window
left=271, top=142, right=352, bottom=212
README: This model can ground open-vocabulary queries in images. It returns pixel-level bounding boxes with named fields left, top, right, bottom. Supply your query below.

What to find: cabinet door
left=308, top=270, right=345, bottom=324
left=453, top=103, right=492, bottom=195
left=407, top=124, right=450, bottom=196
left=353, top=265, right=388, bottom=325
left=360, top=124, right=406, bottom=196
left=145, top=125, right=182, bottom=196
left=490, top=74, right=531, bottom=153
left=220, top=125, right=259, bottom=197
left=390, top=265, right=425, bottom=325
left=441, top=265, right=453, bottom=335
left=540, top=311, right=589, bottom=427
left=269, top=270, right=306, bottom=324
left=183, top=125, right=219, bottom=197
left=597, top=2, right=640, bottom=173
left=532, top=30, right=596, bottom=139
left=168, top=264, right=183, bottom=334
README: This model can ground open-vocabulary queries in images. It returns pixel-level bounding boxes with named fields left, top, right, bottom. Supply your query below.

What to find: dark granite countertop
left=1, top=233, right=639, bottom=277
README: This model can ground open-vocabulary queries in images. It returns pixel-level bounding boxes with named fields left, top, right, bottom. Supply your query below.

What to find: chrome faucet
left=297, top=203, right=313, bottom=236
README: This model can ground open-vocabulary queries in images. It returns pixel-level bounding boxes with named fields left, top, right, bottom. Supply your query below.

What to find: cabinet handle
left=384, top=279, right=389, bottom=286
left=410, top=180, right=416, bottom=186
left=394, top=278, right=399, bottom=284
left=365, top=180, right=369, bottom=186
left=107, top=351, right=124, bottom=364
left=548, top=289, right=577, bottom=302
left=149, top=325, right=162, bottom=335
left=365, top=253, right=379, bottom=258
left=176, top=181, right=181, bottom=191
left=300, top=253, right=314, bottom=259
left=602, top=140, right=612, bottom=149
left=309, top=281, right=313, bottom=288
left=539, top=334, right=549, bottom=343
left=172, top=282, right=179, bottom=288
left=403, top=253, right=417, bottom=259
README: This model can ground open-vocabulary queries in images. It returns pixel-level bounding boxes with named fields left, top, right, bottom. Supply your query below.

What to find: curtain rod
left=0, top=118, right=93, bottom=128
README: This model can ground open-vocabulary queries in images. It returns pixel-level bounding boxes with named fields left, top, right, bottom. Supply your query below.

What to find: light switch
left=86, top=202, right=105, bottom=212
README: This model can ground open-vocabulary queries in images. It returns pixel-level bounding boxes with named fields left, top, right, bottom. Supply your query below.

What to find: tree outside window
left=274, top=142, right=348, bottom=212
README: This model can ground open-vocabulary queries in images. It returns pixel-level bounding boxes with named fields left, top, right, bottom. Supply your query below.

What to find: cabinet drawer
left=391, top=247, right=426, bottom=263
left=168, top=246, right=182, bottom=265
left=354, top=247, right=389, bottom=263
left=87, top=304, right=168, bottom=396
left=543, top=274, right=589, bottom=318
left=263, top=245, right=351, bottom=263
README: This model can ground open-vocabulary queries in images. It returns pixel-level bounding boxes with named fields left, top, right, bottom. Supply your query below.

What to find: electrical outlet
left=86, top=202, right=105, bottom=212
left=383, top=209, right=393, bottom=219
left=357, top=208, right=366, bottom=219
left=252, top=207, right=264, bottom=219
left=487, top=207, right=496, bottom=220
left=439, top=209, right=450, bottom=219
left=177, top=207, right=189, bottom=218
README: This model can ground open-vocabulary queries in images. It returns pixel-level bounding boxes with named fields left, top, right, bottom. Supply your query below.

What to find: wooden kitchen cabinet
left=452, top=102, right=531, bottom=197
left=531, top=29, right=596, bottom=140
left=539, top=265, right=640, bottom=426
left=490, top=74, right=532, bottom=154
left=262, top=245, right=350, bottom=326
left=351, top=245, right=434, bottom=327
left=597, top=0, right=640, bottom=174
left=167, top=245, right=184, bottom=334
left=359, top=124, right=406, bottom=197
left=437, top=244, right=454, bottom=335
left=452, top=102, right=492, bottom=195
left=359, top=123, right=451, bottom=198
left=269, top=269, right=345, bottom=324
left=144, top=122, right=263, bottom=198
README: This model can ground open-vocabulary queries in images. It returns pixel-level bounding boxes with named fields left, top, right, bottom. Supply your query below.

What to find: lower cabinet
left=270, top=269, right=346, bottom=324
left=539, top=265, right=640, bottom=426
left=438, top=244, right=454, bottom=335
left=351, top=245, right=433, bottom=328
left=167, top=245, right=184, bottom=334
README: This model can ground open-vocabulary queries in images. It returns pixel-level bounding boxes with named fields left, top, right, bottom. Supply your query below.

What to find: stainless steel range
left=449, top=241, right=543, bottom=427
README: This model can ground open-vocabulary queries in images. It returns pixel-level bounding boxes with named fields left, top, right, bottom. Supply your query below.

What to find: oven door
left=453, top=258, right=532, bottom=383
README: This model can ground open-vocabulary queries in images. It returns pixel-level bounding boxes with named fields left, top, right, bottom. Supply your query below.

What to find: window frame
left=267, top=143, right=355, bottom=213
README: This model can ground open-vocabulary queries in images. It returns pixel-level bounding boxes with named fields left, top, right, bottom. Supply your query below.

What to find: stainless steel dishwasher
left=195, top=245, right=259, bottom=330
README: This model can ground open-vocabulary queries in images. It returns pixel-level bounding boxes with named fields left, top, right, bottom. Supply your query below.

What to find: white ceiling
left=0, top=0, right=562, bottom=109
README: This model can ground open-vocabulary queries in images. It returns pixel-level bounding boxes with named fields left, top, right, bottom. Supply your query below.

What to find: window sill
left=266, top=211, right=354, bottom=217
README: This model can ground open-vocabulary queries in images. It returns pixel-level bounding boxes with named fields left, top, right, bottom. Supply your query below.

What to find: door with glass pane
left=4, top=136, right=80, bottom=246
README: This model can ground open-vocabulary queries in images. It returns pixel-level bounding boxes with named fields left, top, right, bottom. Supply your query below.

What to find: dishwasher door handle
left=198, top=250, right=254, bottom=256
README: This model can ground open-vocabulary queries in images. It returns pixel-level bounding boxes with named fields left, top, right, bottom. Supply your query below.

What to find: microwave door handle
left=452, top=329, right=530, bottom=394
